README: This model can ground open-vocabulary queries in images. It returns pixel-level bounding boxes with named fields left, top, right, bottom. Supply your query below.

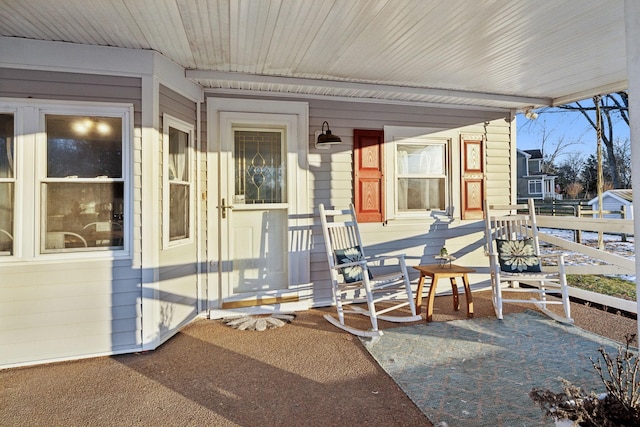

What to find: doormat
left=361, top=310, right=623, bottom=427
left=221, top=313, right=296, bottom=331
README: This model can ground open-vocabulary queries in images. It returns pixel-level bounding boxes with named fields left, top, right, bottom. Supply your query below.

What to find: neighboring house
left=0, top=0, right=638, bottom=369
left=516, top=149, right=561, bottom=202
left=588, top=190, right=634, bottom=220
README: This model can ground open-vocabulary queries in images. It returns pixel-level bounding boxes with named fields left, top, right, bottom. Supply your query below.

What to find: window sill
left=382, top=214, right=455, bottom=227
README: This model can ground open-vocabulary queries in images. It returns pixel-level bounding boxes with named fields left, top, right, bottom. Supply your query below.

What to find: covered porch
left=1, top=0, right=640, bottom=371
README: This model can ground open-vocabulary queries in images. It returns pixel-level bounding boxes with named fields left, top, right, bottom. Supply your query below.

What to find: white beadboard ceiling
left=0, top=0, right=628, bottom=110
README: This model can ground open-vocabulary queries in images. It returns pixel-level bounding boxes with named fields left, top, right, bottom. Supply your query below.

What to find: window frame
left=0, top=98, right=132, bottom=261
left=528, top=179, right=543, bottom=195
left=0, top=108, right=17, bottom=257
left=162, top=114, right=195, bottom=248
left=395, top=140, right=448, bottom=214
left=528, top=159, right=542, bottom=174
left=384, top=129, right=453, bottom=221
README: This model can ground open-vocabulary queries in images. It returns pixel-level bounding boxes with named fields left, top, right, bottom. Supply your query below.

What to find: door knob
left=218, top=198, right=234, bottom=219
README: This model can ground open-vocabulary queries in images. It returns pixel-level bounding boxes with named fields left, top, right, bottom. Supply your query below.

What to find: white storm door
left=219, top=114, right=293, bottom=304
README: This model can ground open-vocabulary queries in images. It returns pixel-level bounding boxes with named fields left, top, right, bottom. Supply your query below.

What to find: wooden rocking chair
left=484, top=198, right=573, bottom=324
left=318, top=204, right=421, bottom=337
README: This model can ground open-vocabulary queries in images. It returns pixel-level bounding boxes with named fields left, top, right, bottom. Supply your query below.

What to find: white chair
left=484, top=198, right=573, bottom=323
left=83, top=221, right=123, bottom=246
left=318, top=203, right=421, bottom=337
left=0, top=229, right=13, bottom=254
left=46, top=231, right=88, bottom=249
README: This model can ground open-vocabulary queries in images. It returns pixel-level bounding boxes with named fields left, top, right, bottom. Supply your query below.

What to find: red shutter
left=354, top=129, right=384, bottom=223
left=461, top=135, right=485, bottom=220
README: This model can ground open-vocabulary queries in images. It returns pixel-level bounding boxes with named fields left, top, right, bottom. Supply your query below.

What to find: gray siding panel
left=0, top=69, right=143, bottom=367
left=0, top=68, right=141, bottom=109
left=158, top=85, right=199, bottom=342
left=159, top=84, right=197, bottom=124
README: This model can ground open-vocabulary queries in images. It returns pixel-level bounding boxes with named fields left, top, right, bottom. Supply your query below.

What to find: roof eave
left=186, top=70, right=553, bottom=111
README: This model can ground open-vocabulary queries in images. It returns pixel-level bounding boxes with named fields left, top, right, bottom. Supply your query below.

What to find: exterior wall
left=202, top=94, right=512, bottom=306
left=590, top=194, right=634, bottom=219
left=0, top=69, right=143, bottom=367
left=305, top=100, right=512, bottom=305
left=0, top=46, right=518, bottom=366
left=157, top=85, right=199, bottom=341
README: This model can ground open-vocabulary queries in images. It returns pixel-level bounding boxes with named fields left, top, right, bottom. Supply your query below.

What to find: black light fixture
left=316, top=121, right=342, bottom=148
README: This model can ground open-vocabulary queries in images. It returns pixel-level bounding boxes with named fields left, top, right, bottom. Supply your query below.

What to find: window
left=395, top=140, right=448, bottom=213
left=42, top=114, right=125, bottom=252
left=0, top=100, right=130, bottom=259
left=234, top=129, right=284, bottom=204
left=163, top=115, right=194, bottom=246
left=0, top=113, right=14, bottom=255
left=528, top=159, right=542, bottom=174
left=528, top=180, right=543, bottom=194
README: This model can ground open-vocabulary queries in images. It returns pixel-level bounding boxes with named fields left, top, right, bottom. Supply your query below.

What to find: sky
left=516, top=100, right=630, bottom=163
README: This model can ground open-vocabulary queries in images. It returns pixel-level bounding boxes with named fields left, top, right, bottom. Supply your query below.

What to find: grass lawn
left=567, top=274, right=637, bottom=301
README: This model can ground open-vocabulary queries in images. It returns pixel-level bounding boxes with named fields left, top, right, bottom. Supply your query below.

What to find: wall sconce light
left=524, top=107, right=539, bottom=120
left=315, top=121, right=342, bottom=149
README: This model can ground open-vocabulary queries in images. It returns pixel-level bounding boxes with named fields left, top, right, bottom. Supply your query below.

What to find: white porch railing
left=535, top=215, right=636, bottom=314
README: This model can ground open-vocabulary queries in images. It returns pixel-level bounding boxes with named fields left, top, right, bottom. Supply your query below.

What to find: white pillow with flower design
left=495, top=238, right=542, bottom=273
left=334, top=246, right=374, bottom=283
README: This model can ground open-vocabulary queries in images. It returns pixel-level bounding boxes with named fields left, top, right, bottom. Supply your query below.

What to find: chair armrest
left=332, top=254, right=405, bottom=270
left=364, top=254, right=406, bottom=264
left=486, top=251, right=566, bottom=261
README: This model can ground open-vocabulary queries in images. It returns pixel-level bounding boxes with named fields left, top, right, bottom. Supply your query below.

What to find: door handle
left=218, top=198, right=234, bottom=219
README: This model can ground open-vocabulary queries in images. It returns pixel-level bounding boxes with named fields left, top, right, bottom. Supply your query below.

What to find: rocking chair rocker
left=318, top=204, right=421, bottom=337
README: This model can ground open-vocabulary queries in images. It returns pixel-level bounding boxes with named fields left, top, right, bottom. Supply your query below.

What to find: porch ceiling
left=0, top=0, right=627, bottom=110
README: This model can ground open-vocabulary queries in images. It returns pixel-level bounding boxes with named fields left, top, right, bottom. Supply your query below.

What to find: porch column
left=624, top=0, right=640, bottom=338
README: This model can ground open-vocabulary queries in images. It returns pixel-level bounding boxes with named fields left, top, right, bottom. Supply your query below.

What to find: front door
left=221, top=119, right=288, bottom=305
left=207, top=99, right=310, bottom=315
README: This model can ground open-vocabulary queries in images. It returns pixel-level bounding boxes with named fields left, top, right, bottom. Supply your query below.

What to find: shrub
left=529, top=334, right=640, bottom=426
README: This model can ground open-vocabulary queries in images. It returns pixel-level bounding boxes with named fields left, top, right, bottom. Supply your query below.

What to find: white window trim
left=528, top=179, right=543, bottom=195
left=383, top=126, right=455, bottom=221
left=162, top=114, right=195, bottom=249
left=0, top=106, right=18, bottom=257
left=0, top=98, right=133, bottom=261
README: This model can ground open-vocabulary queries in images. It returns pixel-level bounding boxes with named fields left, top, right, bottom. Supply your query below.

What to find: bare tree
left=610, top=137, right=632, bottom=188
left=519, top=118, right=582, bottom=174
left=556, top=153, right=585, bottom=189
left=557, top=92, right=629, bottom=188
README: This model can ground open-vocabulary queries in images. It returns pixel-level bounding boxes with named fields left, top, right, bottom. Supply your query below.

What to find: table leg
left=415, top=273, right=426, bottom=315
left=425, top=274, right=438, bottom=322
left=463, top=273, right=474, bottom=318
left=450, top=277, right=460, bottom=311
